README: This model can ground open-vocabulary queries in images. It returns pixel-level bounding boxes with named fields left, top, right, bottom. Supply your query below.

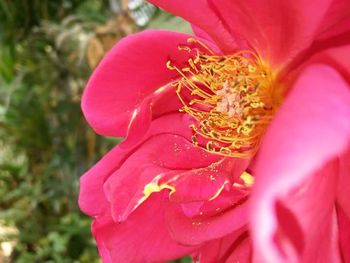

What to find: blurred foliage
left=0, top=0, right=192, bottom=262
left=0, top=0, right=109, bottom=43
left=147, top=10, right=191, bottom=33
left=0, top=0, right=115, bottom=262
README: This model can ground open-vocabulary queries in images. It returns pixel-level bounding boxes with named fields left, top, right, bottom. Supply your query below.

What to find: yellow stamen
left=233, top=171, right=255, bottom=189
left=143, top=182, right=176, bottom=198
left=240, top=171, right=254, bottom=186
left=133, top=177, right=176, bottom=210
left=168, top=38, right=281, bottom=158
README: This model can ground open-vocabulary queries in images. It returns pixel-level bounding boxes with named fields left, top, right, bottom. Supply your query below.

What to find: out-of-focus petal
left=286, top=45, right=350, bottom=92
left=272, top=165, right=341, bottom=263
left=250, top=64, right=350, bottom=262
left=310, top=45, right=350, bottom=82
left=82, top=30, right=193, bottom=137
left=337, top=149, right=350, bottom=217
left=147, top=0, right=237, bottom=53
left=92, top=193, right=197, bottom=263
left=210, top=0, right=335, bottom=66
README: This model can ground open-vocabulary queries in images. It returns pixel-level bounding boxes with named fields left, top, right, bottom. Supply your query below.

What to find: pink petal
left=191, top=25, right=216, bottom=44
left=316, top=16, right=350, bottom=51
left=251, top=64, right=350, bottom=262
left=104, top=134, right=220, bottom=221
left=337, top=149, right=350, bottom=218
left=285, top=45, right=350, bottom=104
left=194, top=228, right=251, bottom=263
left=92, top=193, right=197, bottom=263
left=78, top=113, right=193, bottom=216
left=271, top=165, right=341, bottom=263
left=225, top=232, right=252, bottom=263
left=78, top=145, right=129, bottom=216
left=210, top=0, right=336, bottom=66
left=120, top=86, right=187, bottom=149
left=82, top=30, right=193, bottom=137
left=147, top=0, right=237, bottom=53
left=310, top=45, right=350, bottom=83
left=315, top=0, right=350, bottom=41
left=337, top=203, right=350, bottom=262
left=168, top=158, right=249, bottom=203
left=166, top=188, right=249, bottom=245
left=144, top=113, right=193, bottom=141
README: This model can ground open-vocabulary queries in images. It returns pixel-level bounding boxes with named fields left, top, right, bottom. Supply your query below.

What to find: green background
left=0, top=0, right=191, bottom=262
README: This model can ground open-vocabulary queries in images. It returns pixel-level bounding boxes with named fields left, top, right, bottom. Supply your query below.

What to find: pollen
left=167, top=38, right=280, bottom=158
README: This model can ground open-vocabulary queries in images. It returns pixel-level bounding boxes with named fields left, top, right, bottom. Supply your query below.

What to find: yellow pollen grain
left=167, top=38, right=281, bottom=158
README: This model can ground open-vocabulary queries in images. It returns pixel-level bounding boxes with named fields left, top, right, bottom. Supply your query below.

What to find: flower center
left=167, top=38, right=280, bottom=158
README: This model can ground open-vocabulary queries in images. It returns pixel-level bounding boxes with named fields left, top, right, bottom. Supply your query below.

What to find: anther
left=167, top=38, right=279, bottom=158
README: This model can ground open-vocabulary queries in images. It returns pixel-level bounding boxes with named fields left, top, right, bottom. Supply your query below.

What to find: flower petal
left=166, top=188, right=249, bottom=245
left=147, top=0, right=237, bottom=52
left=92, top=193, right=197, bottom=263
left=119, top=86, right=187, bottom=148
left=103, top=134, right=220, bottom=221
left=194, top=228, right=251, bottom=263
left=82, top=30, right=193, bottom=137
left=168, top=158, right=249, bottom=203
left=78, top=113, right=193, bottom=216
left=191, top=25, right=215, bottom=44
left=78, top=145, right=129, bottom=216
left=337, top=149, right=350, bottom=218
left=310, top=45, right=350, bottom=83
left=285, top=45, right=350, bottom=103
left=271, top=165, right=341, bottom=262
left=251, top=64, right=350, bottom=262
left=337, top=203, right=350, bottom=262
left=210, top=0, right=335, bottom=66
left=316, top=0, right=350, bottom=41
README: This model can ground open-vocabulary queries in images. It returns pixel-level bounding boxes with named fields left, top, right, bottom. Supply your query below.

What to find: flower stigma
left=167, top=38, right=281, bottom=159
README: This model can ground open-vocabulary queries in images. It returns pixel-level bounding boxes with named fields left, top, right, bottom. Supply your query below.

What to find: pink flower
left=79, top=1, right=350, bottom=262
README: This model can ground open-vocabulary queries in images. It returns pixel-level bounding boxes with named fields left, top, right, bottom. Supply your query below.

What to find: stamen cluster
left=168, top=39, right=278, bottom=158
